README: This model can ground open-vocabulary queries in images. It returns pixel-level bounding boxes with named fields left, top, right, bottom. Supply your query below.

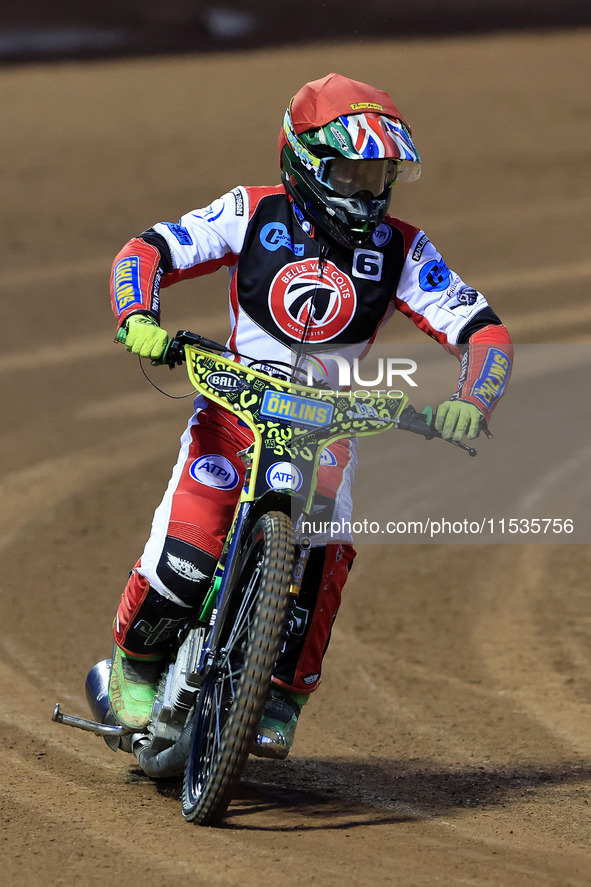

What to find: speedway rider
left=108, top=73, right=513, bottom=758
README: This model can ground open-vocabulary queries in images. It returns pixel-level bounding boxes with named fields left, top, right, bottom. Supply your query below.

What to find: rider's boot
left=108, top=645, right=164, bottom=730
left=251, top=686, right=309, bottom=760
left=108, top=563, right=204, bottom=731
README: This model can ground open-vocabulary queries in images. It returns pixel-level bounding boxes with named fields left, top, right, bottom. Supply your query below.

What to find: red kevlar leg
left=113, top=403, right=253, bottom=657
left=272, top=542, right=356, bottom=694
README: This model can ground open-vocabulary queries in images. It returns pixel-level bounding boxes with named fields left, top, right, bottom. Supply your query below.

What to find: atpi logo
left=319, top=448, right=337, bottom=467
left=269, top=259, right=357, bottom=342
left=189, top=454, right=240, bottom=490
left=265, top=462, right=303, bottom=491
left=372, top=224, right=392, bottom=247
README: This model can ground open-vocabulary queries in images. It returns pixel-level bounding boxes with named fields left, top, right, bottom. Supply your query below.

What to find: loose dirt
left=2, top=26, right=590, bottom=887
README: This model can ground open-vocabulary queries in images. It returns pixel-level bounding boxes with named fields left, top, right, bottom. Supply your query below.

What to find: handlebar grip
left=164, top=331, right=229, bottom=366
left=115, top=325, right=176, bottom=368
left=398, top=405, right=477, bottom=456
left=396, top=405, right=436, bottom=439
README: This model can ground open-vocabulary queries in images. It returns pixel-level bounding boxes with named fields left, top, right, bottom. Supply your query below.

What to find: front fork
left=290, top=535, right=312, bottom=598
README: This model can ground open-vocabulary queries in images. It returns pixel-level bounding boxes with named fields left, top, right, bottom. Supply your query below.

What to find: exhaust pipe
left=133, top=717, right=194, bottom=778
left=57, top=657, right=193, bottom=774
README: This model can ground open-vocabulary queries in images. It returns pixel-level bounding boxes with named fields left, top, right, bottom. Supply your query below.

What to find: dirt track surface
left=2, top=28, right=591, bottom=887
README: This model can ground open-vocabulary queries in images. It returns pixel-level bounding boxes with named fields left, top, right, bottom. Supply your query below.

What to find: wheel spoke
left=223, top=561, right=262, bottom=654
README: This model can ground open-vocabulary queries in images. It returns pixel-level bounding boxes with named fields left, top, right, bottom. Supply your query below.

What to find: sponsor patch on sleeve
left=436, top=285, right=480, bottom=312
left=412, top=234, right=429, bottom=261
left=419, top=259, right=451, bottom=292
left=232, top=188, right=245, bottom=216
left=470, top=347, right=511, bottom=409
left=114, top=256, right=142, bottom=315
left=162, top=222, right=193, bottom=245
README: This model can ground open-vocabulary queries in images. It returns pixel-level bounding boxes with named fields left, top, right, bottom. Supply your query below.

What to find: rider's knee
left=155, top=536, right=218, bottom=608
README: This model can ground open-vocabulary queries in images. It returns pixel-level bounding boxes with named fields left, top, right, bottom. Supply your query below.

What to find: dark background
left=3, top=0, right=591, bottom=64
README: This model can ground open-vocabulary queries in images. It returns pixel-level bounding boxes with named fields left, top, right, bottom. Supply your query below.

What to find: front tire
left=182, top=510, right=294, bottom=825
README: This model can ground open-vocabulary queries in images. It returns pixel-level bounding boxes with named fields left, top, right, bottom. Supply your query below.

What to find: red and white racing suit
left=110, top=184, right=513, bottom=694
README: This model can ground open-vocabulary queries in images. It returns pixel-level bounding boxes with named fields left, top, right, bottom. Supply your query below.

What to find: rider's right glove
left=121, top=313, right=169, bottom=361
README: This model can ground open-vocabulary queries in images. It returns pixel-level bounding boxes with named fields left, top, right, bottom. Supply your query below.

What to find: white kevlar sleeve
left=396, top=231, right=490, bottom=346
left=152, top=187, right=250, bottom=270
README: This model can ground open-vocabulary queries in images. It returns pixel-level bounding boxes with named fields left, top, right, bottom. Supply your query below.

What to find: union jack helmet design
left=339, top=113, right=420, bottom=164
left=280, top=73, right=421, bottom=248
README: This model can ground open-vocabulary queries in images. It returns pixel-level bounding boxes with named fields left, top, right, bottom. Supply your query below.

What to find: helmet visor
left=323, top=157, right=420, bottom=198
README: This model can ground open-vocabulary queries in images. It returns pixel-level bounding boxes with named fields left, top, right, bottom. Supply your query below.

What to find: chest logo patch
left=260, top=222, right=304, bottom=257
left=268, top=259, right=357, bottom=342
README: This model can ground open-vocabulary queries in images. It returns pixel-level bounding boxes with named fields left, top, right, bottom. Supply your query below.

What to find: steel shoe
left=251, top=687, right=308, bottom=760
left=108, top=645, right=163, bottom=730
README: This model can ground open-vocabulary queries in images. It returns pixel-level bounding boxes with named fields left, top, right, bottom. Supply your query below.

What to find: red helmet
left=279, top=73, right=421, bottom=247
left=278, top=72, right=409, bottom=157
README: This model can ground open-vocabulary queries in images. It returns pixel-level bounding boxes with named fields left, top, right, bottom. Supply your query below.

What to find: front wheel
left=182, top=510, right=295, bottom=825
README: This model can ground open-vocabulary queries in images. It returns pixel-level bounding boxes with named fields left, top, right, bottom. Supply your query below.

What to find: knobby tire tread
left=182, top=510, right=294, bottom=825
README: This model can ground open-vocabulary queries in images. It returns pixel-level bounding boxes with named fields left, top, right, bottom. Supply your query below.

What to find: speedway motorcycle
left=53, top=330, right=476, bottom=825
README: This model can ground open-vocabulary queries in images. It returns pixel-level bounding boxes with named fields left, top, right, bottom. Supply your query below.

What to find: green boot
left=251, top=686, right=309, bottom=760
left=108, top=645, right=163, bottom=730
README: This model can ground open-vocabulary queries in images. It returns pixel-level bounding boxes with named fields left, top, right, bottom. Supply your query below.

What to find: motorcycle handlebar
left=115, top=328, right=477, bottom=456
left=114, top=327, right=227, bottom=365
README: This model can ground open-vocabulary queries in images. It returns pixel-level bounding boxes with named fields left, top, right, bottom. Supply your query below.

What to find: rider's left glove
left=435, top=400, right=484, bottom=442
left=122, top=314, right=169, bottom=361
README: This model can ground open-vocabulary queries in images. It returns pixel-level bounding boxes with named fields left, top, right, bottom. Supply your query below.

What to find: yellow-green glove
left=122, top=314, right=168, bottom=361
left=435, top=400, right=483, bottom=442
